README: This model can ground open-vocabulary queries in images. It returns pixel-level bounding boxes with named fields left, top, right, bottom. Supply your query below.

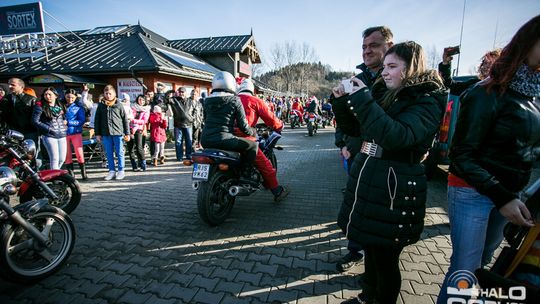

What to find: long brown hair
left=379, top=41, right=438, bottom=109
left=485, top=15, right=540, bottom=94
left=39, top=87, right=65, bottom=119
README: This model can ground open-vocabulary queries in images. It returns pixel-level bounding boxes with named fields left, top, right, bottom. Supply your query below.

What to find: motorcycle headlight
left=22, top=139, right=36, bottom=160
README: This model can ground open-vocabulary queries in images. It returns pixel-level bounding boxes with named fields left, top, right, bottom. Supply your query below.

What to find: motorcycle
left=289, top=110, right=301, bottom=129
left=191, top=124, right=282, bottom=226
left=0, top=129, right=81, bottom=214
left=305, top=112, right=319, bottom=136
left=321, top=110, right=333, bottom=129
left=0, top=166, right=75, bottom=283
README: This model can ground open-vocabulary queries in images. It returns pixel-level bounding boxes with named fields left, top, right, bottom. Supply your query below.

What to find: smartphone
left=444, top=46, right=460, bottom=56
left=341, top=79, right=354, bottom=94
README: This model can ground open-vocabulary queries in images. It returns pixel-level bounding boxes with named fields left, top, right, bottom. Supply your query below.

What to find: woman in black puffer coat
left=333, top=41, right=446, bottom=304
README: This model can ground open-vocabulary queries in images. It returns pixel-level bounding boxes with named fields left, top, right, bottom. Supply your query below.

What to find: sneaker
left=104, top=171, right=116, bottom=181
left=273, top=186, right=290, bottom=203
left=116, top=171, right=125, bottom=180
left=336, top=251, right=364, bottom=272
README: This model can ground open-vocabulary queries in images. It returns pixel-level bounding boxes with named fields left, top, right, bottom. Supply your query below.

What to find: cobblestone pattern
left=0, top=126, right=470, bottom=303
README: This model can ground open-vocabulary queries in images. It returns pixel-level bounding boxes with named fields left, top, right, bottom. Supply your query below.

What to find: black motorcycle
left=0, top=166, right=75, bottom=283
left=305, top=112, right=319, bottom=136
left=191, top=124, right=282, bottom=226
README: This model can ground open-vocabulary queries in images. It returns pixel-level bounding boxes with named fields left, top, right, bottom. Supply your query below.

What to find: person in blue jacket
left=64, top=89, right=88, bottom=180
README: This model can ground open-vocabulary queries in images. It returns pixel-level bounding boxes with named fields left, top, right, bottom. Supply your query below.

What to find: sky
left=3, top=0, right=540, bottom=76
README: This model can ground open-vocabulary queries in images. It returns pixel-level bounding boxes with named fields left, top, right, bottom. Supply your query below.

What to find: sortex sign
left=0, top=2, right=45, bottom=36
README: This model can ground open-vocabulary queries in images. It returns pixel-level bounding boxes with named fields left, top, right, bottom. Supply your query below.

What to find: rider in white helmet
left=200, top=72, right=257, bottom=169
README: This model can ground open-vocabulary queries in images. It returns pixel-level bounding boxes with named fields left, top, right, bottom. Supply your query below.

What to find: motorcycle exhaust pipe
left=229, top=185, right=250, bottom=197
left=192, top=181, right=200, bottom=190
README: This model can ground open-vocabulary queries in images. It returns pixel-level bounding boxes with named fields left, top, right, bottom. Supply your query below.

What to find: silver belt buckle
left=361, top=141, right=383, bottom=158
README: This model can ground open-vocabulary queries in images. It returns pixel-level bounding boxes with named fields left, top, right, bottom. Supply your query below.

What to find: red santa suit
left=235, top=93, right=283, bottom=190
left=291, top=100, right=304, bottom=123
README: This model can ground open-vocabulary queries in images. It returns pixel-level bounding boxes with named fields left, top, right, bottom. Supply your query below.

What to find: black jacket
left=201, top=94, right=255, bottom=144
left=94, top=99, right=130, bottom=137
left=32, top=103, right=67, bottom=138
left=0, top=92, right=37, bottom=134
left=449, top=84, right=540, bottom=208
left=438, top=62, right=480, bottom=96
left=168, top=96, right=195, bottom=128
left=334, top=73, right=446, bottom=248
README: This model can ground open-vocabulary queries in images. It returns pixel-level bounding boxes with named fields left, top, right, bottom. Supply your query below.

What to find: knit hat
left=121, top=93, right=130, bottom=103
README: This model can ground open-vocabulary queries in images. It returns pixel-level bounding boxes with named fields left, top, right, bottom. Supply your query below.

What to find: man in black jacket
left=0, top=78, right=40, bottom=166
left=168, top=87, right=195, bottom=163
left=334, top=26, right=394, bottom=274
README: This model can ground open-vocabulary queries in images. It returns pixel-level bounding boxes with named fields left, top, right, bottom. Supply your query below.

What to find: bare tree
left=269, top=43, right=285, bottom=71
left=425, top=45, right=439, bottom=70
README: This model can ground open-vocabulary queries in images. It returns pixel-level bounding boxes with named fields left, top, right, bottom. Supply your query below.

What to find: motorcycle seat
left=195, top=149, right=241, bottom=160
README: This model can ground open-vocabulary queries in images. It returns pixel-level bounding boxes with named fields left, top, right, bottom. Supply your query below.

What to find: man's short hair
left=8, top=78, right=25, bottom=88
left=363, top=26, right=393, bottom=43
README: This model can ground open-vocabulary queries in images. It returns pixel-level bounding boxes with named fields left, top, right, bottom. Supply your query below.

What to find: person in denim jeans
left=94, top=85, right=130, bottom=181
left=437, top=16, right=540, bottom=304
left=167, top=87, right=195, bottom=163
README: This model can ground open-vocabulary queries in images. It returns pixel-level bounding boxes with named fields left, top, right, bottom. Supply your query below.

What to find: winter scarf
left=131, top=102, right=150, bottom=113
left=509, top=64, right=540, bottom=97
left=104, top=98, right=116, bottom=107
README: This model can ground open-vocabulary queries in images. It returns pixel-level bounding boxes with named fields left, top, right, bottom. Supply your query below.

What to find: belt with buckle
left=360, top=141, right=424, bottom=163
left=360, top=141, right=383, bottom=158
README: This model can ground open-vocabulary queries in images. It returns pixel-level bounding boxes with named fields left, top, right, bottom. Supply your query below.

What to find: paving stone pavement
left=0, top=125, right=509, bottom=304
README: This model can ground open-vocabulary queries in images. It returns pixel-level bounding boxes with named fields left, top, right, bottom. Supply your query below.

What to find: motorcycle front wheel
left=20, top=174, right=81, bottom=214
left=197, top=171, right=236, bottom=226
left=0, top=206, right=76, bottom=284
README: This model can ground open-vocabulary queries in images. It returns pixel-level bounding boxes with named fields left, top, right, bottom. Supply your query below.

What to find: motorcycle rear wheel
left=20, top=174, right=81, bottom=214
left=197, top=171, right=236, bottom=226
left=308, top=123, right=314, bottom=136
left=0, top=206, right=75, bottom=284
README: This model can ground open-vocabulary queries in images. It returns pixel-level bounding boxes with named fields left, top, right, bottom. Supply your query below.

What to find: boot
left=130, top=159, right=139, bottom=171
left=139, top=160, right=147, bottom=171
left=79, top=163, right=88, bottom=180
left=160, top=155, right=165, bottom=164
left=153, top=158, right=158, bottom=166
left=66, top=163, right=75, bottom=177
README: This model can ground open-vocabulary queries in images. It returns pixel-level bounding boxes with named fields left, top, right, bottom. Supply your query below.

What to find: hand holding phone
left=341, top=79, right=354, bottom=94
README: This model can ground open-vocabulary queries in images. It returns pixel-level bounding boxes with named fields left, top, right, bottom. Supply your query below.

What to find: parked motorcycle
left=0, top=166, right=75, bottom=283
left=0, top=129, right=81, bottom=214
left=191, top=124, right=282, bottom=226
left=305, top=112, right=319, bottom=136
left=289, top=110, right=301, bottom=129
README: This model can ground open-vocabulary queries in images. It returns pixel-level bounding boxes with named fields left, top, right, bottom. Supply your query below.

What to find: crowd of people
left=0, top=14, right=539, bottom=304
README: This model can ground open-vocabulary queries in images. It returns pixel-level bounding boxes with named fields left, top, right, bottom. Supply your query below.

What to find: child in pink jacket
left=149, top=105, right=168, bottom=166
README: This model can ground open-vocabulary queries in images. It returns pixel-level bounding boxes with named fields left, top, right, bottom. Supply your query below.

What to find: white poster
left=117, top=78, right=144, bottom=101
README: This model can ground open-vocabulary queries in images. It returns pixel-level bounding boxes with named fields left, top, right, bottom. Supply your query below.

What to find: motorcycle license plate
left=192, top=164, right=210, bottom=180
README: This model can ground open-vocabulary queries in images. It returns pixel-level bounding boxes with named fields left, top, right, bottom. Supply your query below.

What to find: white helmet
left=237, top=78, right=255, bottom=95
left=211, top=71, right=237, bottom=94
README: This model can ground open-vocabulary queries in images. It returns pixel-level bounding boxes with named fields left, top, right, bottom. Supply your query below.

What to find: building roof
left=169, top=34, right=261, bottom=63
left=0, top=25, right=218, bottom=81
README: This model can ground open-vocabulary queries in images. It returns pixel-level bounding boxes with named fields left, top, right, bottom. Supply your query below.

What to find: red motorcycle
left=0, top=129, right=81, bottom=214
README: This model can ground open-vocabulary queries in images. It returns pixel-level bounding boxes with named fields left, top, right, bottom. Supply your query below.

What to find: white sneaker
left=104, top=171, right=116, bottom=181
left=116, top=170, right=125, bottom=180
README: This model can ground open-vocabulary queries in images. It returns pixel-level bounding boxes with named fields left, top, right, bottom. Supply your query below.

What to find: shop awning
left=28, top=73, right=107, bottom=85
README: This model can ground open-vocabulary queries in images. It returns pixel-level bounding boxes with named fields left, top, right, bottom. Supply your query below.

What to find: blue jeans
left=174, top=127, right=192, bottom=161
left=437, top=186, right=508, bottom=304
left=102, top=135, right=125, bottom=172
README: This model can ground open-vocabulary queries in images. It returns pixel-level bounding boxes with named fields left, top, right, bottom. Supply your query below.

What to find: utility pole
left=456, top=0, right=467, bottom=76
